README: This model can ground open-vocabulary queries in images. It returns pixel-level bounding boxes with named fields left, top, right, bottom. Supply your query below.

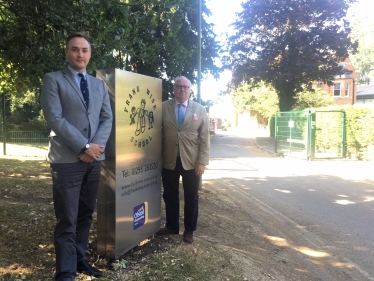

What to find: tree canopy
left=231, top=82, right=279, bottom=121
left=348, top=0, right=374, bottom=84
left=224, top=0, right=355, bottom=111
left=292, top=88, right=333, bottom=110
left=231, top=82, right=333, bottom=122
left=0, top=0, right=220, bottom=101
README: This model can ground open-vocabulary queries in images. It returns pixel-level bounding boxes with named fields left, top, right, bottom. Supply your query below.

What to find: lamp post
left=2, top=94, right=6, bottom=155
left=197, top=0, right=202, bottom=104
left=198, top=0, right=203, bottom=190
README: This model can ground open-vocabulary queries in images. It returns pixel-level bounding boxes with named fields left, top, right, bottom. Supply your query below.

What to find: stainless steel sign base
left=96, top=69, right=162, bottom=259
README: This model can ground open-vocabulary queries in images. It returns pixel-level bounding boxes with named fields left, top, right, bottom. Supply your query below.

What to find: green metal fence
left=0, top=94, right=49, bottom=156
left=0, top=123, right=49, bottom=156
left=274, top=110, right=346, bottom=160
left=274, top=111, right=309, bottom=159
left=7, top=124, right=49, bottom=144
left=1, top=124, right=49, bottom=144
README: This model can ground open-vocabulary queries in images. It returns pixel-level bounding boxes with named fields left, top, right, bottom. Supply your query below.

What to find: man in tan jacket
left=157, top=76, right=210, bottom=243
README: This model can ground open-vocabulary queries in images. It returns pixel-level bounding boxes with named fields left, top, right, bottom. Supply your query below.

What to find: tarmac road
left=204, top=129, right=374, bottom=281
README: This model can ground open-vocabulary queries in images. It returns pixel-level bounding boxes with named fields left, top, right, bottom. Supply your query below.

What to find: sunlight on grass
left=263, top=235, right=290, bottom=247
left=138, top=238, right=152, bottom=247
left=0, top=143, right=47, bottom=158
left=296, top=247, right=330, bottom=258
left=0, top=265, right=33, bottom=275
left=331, top=262, right=355, bottom=269
left=264, top=235, right=331, bottom=259
left=294, top=268, right=310, bottom=273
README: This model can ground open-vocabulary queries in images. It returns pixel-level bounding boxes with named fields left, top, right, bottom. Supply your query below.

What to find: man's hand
left=195, top=163, right=206, bottom=176
left=78, top=143, right=104, bottom=163
left=78, top=153, right=95, bottom=163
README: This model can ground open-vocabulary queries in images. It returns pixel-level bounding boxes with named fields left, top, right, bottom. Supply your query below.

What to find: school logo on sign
left=124, top=86, right=156, bottom=148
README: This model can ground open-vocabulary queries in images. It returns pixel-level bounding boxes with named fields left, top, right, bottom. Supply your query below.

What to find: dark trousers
left=50, top=161, right=102, bottom=281
left=161, top=157, right=200, bottom=232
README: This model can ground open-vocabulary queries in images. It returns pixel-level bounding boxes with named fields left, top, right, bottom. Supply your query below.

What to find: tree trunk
left=276, top=82, right=296, bottom=112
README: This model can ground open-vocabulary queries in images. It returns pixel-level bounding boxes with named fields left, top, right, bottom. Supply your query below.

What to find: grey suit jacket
left=41, top=67, right=113, bottom=163
left=162, top=98, right=210, bottom=170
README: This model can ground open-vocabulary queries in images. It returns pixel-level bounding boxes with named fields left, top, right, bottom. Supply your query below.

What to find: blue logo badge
left=133, top=202, right=148, bottom=230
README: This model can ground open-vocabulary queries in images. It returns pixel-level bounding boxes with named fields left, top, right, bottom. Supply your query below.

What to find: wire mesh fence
left=7, top=124, right=49, bottom=144
left=0, top=94, right=49, bottom=157
left=274, top=111, right=309, bottom=159
left=274, top=110, right=346, bottom=160
left=0, top=124, right=49, bottom=144
left=0, top=122, right=49, bottom=157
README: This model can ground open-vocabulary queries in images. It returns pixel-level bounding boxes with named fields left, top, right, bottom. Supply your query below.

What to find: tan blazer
left=162, top=98, right=210, bottom=170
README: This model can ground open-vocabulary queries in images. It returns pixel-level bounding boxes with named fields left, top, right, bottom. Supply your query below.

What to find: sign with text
left=96, top=69, right=162, bottom=259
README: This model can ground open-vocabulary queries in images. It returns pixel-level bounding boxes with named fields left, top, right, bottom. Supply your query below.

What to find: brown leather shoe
left=183, top=231, right=193, bottom=244
left=156, top=227, right=179, bottom=235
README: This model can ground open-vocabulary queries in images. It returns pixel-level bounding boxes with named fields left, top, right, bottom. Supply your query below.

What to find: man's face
left=65, top=37, right=91, bottom=73
left=174, top=78, right=191, bottom=103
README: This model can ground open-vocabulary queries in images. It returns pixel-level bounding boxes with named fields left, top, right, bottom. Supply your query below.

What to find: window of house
left=334, top=84, right=341, bottom=96
left=345, top=83, right=350, bottom=97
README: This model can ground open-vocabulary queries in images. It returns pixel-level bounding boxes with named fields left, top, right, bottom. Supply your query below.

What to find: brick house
left=314, top=58, right=357, bottom=105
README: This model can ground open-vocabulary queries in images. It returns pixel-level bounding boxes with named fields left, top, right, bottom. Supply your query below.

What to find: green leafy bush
left=293, top=88, right=334, bottom=111
left=313, top=106, right=374, bottom=160
left=344, top=106, right=374, bottom=160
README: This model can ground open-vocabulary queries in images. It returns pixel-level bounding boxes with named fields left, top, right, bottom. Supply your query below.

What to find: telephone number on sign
left=144, top=162, right=158, bottom=171
left=131, top=162, right=158, bottom=175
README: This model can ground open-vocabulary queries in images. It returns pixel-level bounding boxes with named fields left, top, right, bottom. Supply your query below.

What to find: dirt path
left=195, top=183, right=322, bottom=281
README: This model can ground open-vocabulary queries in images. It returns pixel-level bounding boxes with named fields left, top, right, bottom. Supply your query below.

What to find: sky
left=194, top=0, right=244, bottom=101
left=198, top=0, right=373, bottom=102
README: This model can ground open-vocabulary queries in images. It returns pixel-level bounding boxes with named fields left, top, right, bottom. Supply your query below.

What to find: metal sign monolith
left=96, top=69, right=162, bottom=259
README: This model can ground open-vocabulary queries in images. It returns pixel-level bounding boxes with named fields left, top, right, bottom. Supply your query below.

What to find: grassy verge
left=0, top=157, right=246, bottom=281
left=0, top=143, right=48, bottom=158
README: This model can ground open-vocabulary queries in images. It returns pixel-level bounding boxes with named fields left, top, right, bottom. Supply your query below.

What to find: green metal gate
left=274, top=111, right=309, bottom=159
left=274, top=110, right=346, bottom=160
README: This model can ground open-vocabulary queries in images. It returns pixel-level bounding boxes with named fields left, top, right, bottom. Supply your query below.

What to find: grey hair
left=174, top=76, right=191, bottom=86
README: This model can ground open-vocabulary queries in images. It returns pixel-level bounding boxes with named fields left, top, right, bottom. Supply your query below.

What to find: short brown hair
left=66, top=31, right=90, bottom=48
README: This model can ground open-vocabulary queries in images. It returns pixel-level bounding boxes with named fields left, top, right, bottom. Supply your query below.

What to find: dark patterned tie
left=78, top=73, right=89, bottom=107
left=78, top=73, right=91, bottom=139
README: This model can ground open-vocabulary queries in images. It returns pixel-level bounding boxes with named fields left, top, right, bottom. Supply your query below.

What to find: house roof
left=334, top=63, right=355, bottom=79
left=356, top=84, right=374, bottom=99
left=335, top=72, right=355, bottom=79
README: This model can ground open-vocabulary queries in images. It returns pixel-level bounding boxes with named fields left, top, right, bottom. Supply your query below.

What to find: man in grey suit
left=41, top=32, right=112, bottom=280
left=157, top=76, right=210, bottom=244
